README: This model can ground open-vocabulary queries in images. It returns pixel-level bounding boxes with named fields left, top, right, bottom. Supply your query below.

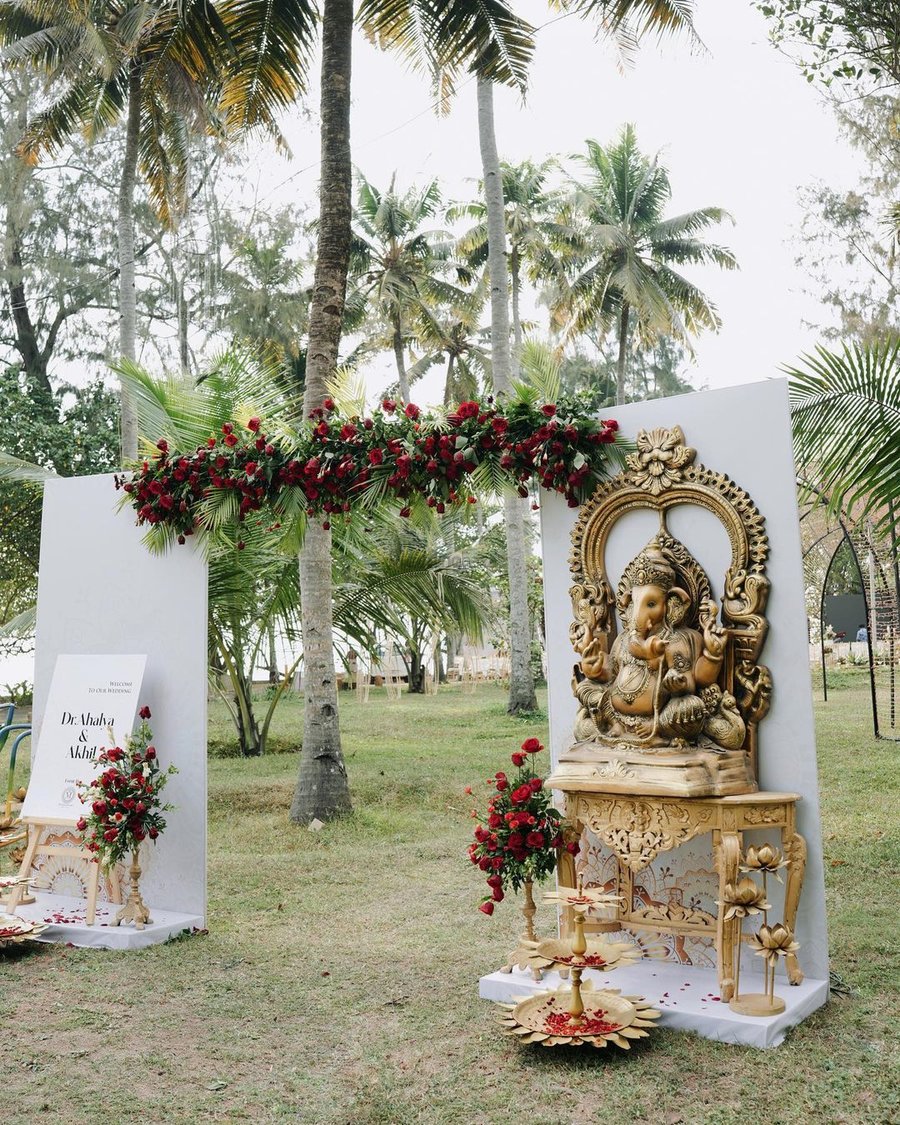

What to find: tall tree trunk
left=3, top=80, right=54, bottom=414
left=510, top=246, right=522, bottom=380
left=392, top=315, right=410, bottom=403
left=616, top=302, right=630, bottom=406
left=117, top=62, right=141, bottom=460
left=477, top=78, right=537, bottom=715
left=443, top=353, right=455, bottom=405
left=290, top=0, right=354, bottom=825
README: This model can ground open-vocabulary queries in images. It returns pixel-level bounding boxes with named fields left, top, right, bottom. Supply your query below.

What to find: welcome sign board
left=21, top=654, right=146, bottom=823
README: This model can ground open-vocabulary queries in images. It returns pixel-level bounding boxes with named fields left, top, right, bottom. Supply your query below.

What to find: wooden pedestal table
left=554, top=790, right=807, bottom=1002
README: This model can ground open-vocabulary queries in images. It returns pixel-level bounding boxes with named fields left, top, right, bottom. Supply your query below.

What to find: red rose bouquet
left=467, top=737, right=578, bottom=915
left=76, top=706, right=177, bottom=868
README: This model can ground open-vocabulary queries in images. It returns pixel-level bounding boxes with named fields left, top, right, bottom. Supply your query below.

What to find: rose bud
left=139, top=706, right=151, bottom=720
left=478, top=901, right=495, bottom=916
left=511, top=751, right=526, bottom=767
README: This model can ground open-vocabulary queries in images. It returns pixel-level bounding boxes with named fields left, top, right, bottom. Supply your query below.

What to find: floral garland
left=116, top=394, right=619, bottom=541
left=76, top=706, right=177, bottom=867
left=466, top=736, right=578, bottom=914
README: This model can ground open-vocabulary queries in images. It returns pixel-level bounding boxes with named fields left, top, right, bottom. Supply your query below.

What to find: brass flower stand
left=113, top=849, right=152, bottom=930
left=498, top=885, right=660, bottom=1048
left=501, top=879, right=543, bottom=979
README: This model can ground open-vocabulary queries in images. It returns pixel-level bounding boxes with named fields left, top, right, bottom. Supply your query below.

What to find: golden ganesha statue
left=550, top=426, right=772, bottom=798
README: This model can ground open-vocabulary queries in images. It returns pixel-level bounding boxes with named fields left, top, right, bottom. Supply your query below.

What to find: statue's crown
left=622, top=538, right=678, bottom=591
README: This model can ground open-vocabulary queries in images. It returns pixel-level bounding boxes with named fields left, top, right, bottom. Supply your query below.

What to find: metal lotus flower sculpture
left=544, top=875, right=621, bottom=916
left=740, top=845, right=788, bottom=882
left=748, top=923, right=800, bottom=967
left=718, top=876, right=771, bottom=921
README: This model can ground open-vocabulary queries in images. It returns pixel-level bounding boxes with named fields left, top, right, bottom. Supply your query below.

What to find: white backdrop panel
left=34, top=475, right=208, bottom=920
left=540, top=379, right=829, bottom=980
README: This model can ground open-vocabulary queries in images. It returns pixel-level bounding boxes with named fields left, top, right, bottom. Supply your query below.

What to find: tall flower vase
left=113, top=848, right=153, bottom=930
left=502, top=879, right=543, bottom=980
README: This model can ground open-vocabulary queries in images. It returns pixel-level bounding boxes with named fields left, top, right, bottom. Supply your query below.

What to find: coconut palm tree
left=474, top=1, right=698, bottom=711
left=452, top=159, right=568, bottom=376
left=0, top=1, right=314, bottom=458
left=553, top=125, right=736, bottom=405
left=350, top=173, right=470, bottom=404
left=293, top=0, right=534, bottom=823
left=788, top=338, right=900, bottom=543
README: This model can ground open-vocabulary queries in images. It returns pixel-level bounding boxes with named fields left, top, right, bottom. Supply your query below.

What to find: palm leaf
left=788, top=339, right=900, bottom=541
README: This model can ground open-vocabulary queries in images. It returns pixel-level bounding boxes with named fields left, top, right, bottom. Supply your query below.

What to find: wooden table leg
left=714, top=829, right=742, bottom=1001
left=782, top=829, right=807, bottom=985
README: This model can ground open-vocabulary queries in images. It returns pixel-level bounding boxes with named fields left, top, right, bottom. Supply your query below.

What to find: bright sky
left=239, top=0, right=862, bottom=404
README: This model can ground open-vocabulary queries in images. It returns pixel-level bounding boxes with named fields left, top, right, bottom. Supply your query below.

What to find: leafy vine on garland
left=115, top=393, right=620, bottom=545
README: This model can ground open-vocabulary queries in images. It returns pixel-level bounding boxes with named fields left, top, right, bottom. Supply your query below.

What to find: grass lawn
left=1, top=674, right=898, bottom=1124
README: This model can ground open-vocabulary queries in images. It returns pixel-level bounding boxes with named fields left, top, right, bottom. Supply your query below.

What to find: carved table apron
left=556, top=791, right=806, bottom=1002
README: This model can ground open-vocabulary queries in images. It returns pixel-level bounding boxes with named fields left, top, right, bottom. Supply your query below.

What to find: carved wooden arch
left=570, top=427, right=769, bottom=596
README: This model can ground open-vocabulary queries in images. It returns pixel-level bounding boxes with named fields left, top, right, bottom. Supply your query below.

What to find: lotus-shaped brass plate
left=527, top=936, right=643, bottom=975
left=498, top=985, right=660, bottom=1048
left=0, top=912, right=48, bottom=947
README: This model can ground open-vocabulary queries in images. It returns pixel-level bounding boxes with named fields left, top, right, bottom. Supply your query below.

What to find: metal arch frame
left=798, top=477, right=899, bottom=743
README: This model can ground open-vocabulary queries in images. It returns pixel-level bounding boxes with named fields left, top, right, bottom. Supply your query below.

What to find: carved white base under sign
left=14, top=892, right=202, bottom=950
left=479, top=962, right=828, bottom=1049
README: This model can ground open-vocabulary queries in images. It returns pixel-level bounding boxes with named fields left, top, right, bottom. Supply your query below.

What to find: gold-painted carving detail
left=564, top=423, right=771, bottom=798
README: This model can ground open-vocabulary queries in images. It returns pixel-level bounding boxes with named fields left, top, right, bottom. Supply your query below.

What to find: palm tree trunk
left=290, top=0, right=354, bottom=825
left=510, top=247, right=523, bottom=380
left=616, top=302, right=630, bottom=406
left=393, top=316, right=410, bottom=403
left=117, top=61, right=141, bottom=461
left=477, top=78, right=537, bottom=715
left=443, top=353, right=455, bottom=405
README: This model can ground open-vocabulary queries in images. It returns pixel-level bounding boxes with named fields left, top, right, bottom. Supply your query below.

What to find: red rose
left=510, top=784, right=532, bottom=805
left=222, top=422, right=234, bottom=435
left=479, top=901, right=494, bottom=915
left=146, top=746, right=156, bottom=760
left=455, top=401, right=479, bottom=420
left=541, top=404, right=556, bottom=417
left=491, top=887, right=504, bottom=902
left=511, top=752, right=525, bottom=767
left=265, top=443, right=275, bottom=456
left=76, top=817, right=87, bottom=831
left=245, top=461, right=258, bottom=476
left=103, top=828, right=118, bottom=842
left=368, top=447, right=384, bottom=466
left=322, top=397, right=336, bottom=411
left=529, top=777, right=542, bottom=792
left=382, top=399, right=397, bottom=414
left=487, top=813, right=502, bottom=829
left=507, top=833, right=524, bottom=850
left=566, top=840, right=580, bottom=855
left=405, top=402, right=420, bottom=420
left=156, top=439, right=168, bottom=454
left=148, top=826, right=159, bottom=839
left=487, top=874, right=502, bottom=889
left=521, top=737, right=543, bottom=754
left=248, top=417, right=261, bottom=432
left=490, top=856, right=503, bottom=870
left=399, top=506, right=411, bottom=518
left=224, top=433, right=238, bottom=447
left=495, top=777, right=508, bottom=791
left=139, top=705, right=151, bottom=720
left=526, top=831, right=545, bottom=849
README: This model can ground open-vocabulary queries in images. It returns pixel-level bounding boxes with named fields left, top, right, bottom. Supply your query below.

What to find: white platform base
left=13, top=892, right=203, bottom=950
left=479, top=960, right=828, bottom=1048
